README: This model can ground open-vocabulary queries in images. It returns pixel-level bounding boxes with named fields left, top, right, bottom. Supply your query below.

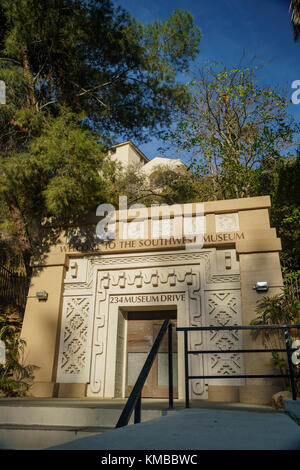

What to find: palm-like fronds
left=290, top=0, right=300, bottom=41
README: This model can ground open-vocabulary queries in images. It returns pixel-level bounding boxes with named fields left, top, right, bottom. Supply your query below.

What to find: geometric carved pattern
left=63, top=251, right=240, bottom=291
left=97, top=268, right=195, bottom=292
left=64, top=253, right=212, bottom=291
left=88, top=265, right=204, bottom=397
left=88, top=252, right=211, bottom=266
left=206, top=291, right=243, bottom=382
left=207, top=274, right=240, bottom=284
left=57, top=297, right=91, bottom=382
left=59, top=249, right=242, bottom=396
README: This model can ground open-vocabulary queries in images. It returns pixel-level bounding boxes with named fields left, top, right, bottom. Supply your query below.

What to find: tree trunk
left=5, top=195, right=32, bottom=278
left=20, top=44, right=36, bottom=107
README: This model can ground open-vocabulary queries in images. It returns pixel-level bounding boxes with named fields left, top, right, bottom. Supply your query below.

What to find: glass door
left=126, top=315, right=178, bottom=398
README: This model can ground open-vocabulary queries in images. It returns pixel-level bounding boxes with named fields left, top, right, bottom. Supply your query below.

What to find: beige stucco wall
left=238, top=252, right=284, bottom=403
left=21, top=195, right=285, bottom=404
left=108, top=142, right=146, bottom=169
left=21, top=262, right=66, bottom=397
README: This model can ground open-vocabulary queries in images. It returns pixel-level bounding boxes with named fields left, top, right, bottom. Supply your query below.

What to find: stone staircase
left=0, top=398, right=179, bottom=449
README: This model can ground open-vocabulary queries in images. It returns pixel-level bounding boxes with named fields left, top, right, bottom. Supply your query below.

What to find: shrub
left=0, top=314, right=37, bottom=397
left=250, top=277, right=300, bottom=395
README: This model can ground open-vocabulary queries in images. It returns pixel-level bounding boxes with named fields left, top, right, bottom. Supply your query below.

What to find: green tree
left=0, top=107, right=108, bottom=275
left=0, top=1, right=200, bottom=138
left=258, top=153, right=300, bottom=272
left=0, top=0, right=201, bottom=275
left=163, top=60, right=299, bottom=200
left=109, top=160, right=209, bottom=207
left=147, top=165, right=208, bottom=204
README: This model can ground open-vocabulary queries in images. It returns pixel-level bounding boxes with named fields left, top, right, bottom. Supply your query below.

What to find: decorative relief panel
left=215, top=213, right=239, bottom=233
left=187, top=271, right=206, bottom=397
left=87, top=264, right=207, bottom=398
left=64, top=258, right=88, bottom=285
left=87, top=251, right=211, bottom=268
left=87, top=272, right=109, bottom=395
left=205, top=291, right=243, bottom=385
left=56, top=296, right=93, bottom=383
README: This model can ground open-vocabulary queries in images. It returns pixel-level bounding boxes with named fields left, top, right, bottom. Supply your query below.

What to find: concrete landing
left=0, top=398, right=292, bottom=450
left=285, top=400, right=300, bottom=424
left=50, top=408, right=300, bottom=450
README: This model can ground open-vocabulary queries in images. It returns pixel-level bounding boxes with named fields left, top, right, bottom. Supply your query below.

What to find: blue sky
left=114, top=0, right=300, bottom=160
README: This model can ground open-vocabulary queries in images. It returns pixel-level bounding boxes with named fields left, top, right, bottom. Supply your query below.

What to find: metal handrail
left=177, top=324, right=300, bottom=408
left=177, top=324, right=300, bottom=331
left=116, top=319, right=172, bottom=428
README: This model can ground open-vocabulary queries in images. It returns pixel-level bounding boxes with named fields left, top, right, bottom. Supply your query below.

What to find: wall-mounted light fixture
left=36, top=291, right=48, bottom=301
left=252, top=282, right=269, bottom=293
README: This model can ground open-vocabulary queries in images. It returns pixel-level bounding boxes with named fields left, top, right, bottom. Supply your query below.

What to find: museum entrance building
left=21, top=195, right=284, bottom=405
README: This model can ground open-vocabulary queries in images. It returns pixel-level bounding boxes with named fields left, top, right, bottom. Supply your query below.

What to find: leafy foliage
left=0, top=313, right=37, bottom=396
left=0, top=1, right=201, bottom=139
left=0, top=0, right=201, bottom=274
left=258, top=154, right=300, bottom=273
left=148, top=166, right=206, bottom=204
left=163, top=60, right=299, bottom=200
left=251, top=290, right=300, bottom=329
left=250, top=281, right=300, bottom=394
left=110, top=161, right=206, bottom=206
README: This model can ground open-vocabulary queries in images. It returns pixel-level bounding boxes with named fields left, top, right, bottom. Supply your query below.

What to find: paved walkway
left=50, top=407, right=300, bottom=450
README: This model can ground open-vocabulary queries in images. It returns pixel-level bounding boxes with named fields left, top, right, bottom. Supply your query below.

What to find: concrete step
left=0, top=398, right=177, bottom=449
left=0, top=423, right=113, bottom=450
left=0, top=401, right=172, bottom=427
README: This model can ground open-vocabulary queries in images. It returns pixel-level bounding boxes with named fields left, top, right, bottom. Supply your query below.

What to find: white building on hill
left=108, top=141, right=185, bottom=175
